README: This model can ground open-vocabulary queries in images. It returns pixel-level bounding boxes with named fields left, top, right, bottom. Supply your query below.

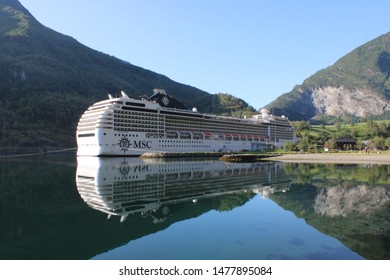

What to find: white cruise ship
left=76, top=89, right=294, bottom=156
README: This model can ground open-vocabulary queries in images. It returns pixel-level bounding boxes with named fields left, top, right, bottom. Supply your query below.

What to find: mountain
left=266, top=32, right=390, bottom=122
left=0, top=0, right=254, bottom=150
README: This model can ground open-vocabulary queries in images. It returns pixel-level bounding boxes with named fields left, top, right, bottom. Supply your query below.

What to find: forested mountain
left=0, top=0, right=254, bottom=149
left=266, top=32, right=390, bottom=122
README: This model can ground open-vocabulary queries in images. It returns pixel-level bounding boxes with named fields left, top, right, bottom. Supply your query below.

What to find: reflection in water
left=76, top=158, right=291, bottom=222
left=314, top=185, right=390, bottom=217
left=1, top=156, right=389, bottom=259
left=271, top=163, right=390, bottom=259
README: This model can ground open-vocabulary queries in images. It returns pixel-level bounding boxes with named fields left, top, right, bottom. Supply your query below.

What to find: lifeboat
left=204, top=131, right=212, bottom=139
left=193, top=132, right=203, bottom=139
left=166, top=131, right=178, bottom=138
left=180, top=131, right=191, bottom=139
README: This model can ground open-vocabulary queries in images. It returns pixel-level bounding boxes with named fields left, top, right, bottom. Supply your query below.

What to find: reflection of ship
left=76, top=157, right=292, bottom=222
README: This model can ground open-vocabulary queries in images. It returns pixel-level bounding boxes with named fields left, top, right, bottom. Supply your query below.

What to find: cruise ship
left=76, top=89, right=294, bottom=156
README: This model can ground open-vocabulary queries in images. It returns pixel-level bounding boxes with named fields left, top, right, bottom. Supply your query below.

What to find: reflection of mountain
left=271, top=163, right=390, bottom=259
left=76, top=158, right=292, bottom=222
left=314, top=185, right=390, bottom=217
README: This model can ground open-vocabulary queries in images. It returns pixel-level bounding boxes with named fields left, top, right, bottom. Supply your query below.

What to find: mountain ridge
left=0, top=0, right=210, bottom=102
left=266, top=31, right=390, bottom=122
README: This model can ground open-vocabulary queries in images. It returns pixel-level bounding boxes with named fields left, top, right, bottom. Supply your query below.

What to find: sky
left=18, top=0, right=390, bottom=109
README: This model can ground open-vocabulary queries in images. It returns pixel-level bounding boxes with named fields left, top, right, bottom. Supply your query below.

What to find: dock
left=219, top=153, right=280, bottom=162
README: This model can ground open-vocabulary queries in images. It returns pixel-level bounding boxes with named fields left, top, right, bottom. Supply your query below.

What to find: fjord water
left=0, top=155, right=389, bottom=260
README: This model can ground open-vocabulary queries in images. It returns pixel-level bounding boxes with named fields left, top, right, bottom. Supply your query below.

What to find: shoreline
left=266, top=153, right=390, bottom=164
left=1, top=148, right=389, bottom=165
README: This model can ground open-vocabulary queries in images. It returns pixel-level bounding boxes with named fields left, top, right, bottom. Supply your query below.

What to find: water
left=0, top=155, right=389, bottom=260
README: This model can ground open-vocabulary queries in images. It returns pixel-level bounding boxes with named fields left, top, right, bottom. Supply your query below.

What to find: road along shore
left=266, top=153, right=390, bottom=164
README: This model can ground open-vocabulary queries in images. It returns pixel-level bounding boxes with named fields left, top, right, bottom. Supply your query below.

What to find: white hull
left=77, top=130, right=287, bottom=156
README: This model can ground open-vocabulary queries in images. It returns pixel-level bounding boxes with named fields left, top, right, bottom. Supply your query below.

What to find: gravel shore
left=267, top=153, right=390, bottom=164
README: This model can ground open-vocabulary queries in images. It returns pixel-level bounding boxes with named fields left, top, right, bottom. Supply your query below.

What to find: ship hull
left=77, top=130, right=281, bottom=156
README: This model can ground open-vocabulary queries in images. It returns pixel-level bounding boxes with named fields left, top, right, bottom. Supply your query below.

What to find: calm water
left=0, top=155, right=389, bottom=260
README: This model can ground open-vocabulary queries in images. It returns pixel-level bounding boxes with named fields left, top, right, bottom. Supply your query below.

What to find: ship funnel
left=121, top=91, right=130, bottom=99
left=153, top=88, right=167, bottom=95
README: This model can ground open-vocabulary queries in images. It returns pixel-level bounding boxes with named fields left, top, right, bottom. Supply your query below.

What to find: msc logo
left=118, top=135, right=152, bottom=153
left=134, top=140, right=152, bottom=149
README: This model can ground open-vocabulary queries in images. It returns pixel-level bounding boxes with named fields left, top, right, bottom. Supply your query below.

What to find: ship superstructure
left=76, top=89, right=294, bottom=156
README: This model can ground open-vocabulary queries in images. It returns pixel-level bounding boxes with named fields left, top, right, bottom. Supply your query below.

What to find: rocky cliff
left=267, top=32, right=390, bottom=121
left=311, top=86, right=389, bottom=117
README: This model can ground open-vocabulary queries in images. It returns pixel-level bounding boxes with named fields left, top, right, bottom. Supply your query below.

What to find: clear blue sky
left=19, top=0, right=390, bottom=109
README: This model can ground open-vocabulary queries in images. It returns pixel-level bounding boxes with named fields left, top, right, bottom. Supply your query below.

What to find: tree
left=324, top=138, right=337, bottom=150
left=385, top=137, right=390, bottom=150
left=283, top=141, right=297, bottom=152
left=316, top=131, right=328, bottom=146
left=378, top=122, right=390, bottom=137
left=291, top=121, right=311, bottom=137
left=365, top=120, right=380, bottom=137
left=297, top=136, right=310, bottom=152
left=371, top=136, right=386, bottom=150
left=335, top=122, right=341, bottom=133
left=355, top=141, right=364, bottom=151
